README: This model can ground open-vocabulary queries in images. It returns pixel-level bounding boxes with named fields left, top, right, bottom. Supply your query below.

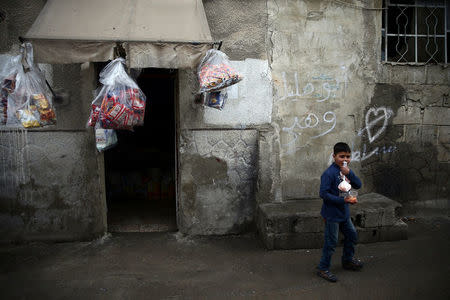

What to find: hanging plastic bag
left=204, top=90, right=228, bottom=110
left=95, top=124, right=118, bottom=152
left=0, top=54, right=21, bottom=125
left=198, top=49, right=242, bottom=93
left=6, top=43, right=56, bottom=128
left=87, top=58, right=146, bottom=130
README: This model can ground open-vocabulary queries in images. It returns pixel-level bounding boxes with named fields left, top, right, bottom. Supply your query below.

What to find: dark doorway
left=104, top=68, right=177, bottom=232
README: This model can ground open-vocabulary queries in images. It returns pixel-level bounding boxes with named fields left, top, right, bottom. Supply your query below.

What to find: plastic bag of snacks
left=204, top=90, right=228, bottom=110
left=95, top=125, right=118, bottom=152
left=88, top=58, right=146, bottom=130
left=198, top=49, right=242, bottom=93
left=0, top=55, right=21, bottom=125
left=6, top=43, right=56, bottom=128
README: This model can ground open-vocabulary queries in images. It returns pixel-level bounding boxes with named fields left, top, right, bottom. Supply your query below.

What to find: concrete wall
left=0, top=0, right=106, bottom=241
left=268, top=0, right=449, bottom=206
left=1, top=0, right=448, bottom=240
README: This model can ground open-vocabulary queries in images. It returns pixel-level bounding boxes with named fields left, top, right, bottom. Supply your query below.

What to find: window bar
left=396, top=6, right=410, bottom=62
left=385, top=0, right=388, bottom=62
left=415, top=2, right=418, bottom=63
left=425, top=7, right=440, bottom=63
left=445, top=0, right=448, bottom=63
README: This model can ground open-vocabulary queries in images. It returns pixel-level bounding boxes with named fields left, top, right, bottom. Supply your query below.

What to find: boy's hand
left=341, top=165, right=350, bottom=176
left=345, top=196, right=357, bottom=204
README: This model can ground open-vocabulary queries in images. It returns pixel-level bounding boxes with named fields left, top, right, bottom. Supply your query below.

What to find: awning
left=23, top=0, right=214, bottom=68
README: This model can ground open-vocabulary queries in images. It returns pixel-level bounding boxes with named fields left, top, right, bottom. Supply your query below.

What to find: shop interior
left=104, top=68, right=177, bottom=232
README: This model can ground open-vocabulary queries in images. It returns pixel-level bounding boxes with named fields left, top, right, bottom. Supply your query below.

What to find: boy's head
left=333, top=142, right=351, bottom=167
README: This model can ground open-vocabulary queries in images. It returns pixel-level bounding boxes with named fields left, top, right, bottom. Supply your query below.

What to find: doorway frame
left=96, top=68, right=180, bottom=233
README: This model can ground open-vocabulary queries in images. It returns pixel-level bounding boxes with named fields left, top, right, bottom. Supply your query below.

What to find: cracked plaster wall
left=178, top=130, right=258, bottom=234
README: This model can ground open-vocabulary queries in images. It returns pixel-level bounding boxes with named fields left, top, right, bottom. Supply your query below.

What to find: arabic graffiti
left=327, top=143, right=397, bottom=165
left=278, top=68, right=397, bottom=161
left=351, top=144, right=397, bottom=162
left=278, top=67, right=348, bottom=102
left=282, top=111, right=337, bottom=155
left=279, top=70, right=346, bottom=156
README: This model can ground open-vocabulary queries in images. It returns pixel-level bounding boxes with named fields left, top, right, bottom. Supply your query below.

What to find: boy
left=317, top=142, right=363, bottom=282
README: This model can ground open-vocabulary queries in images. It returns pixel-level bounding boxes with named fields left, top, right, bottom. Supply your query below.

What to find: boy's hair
left=333, top=142, right=351, bottom=154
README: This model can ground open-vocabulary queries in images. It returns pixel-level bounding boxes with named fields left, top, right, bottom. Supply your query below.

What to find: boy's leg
left=317, top=220, right=339, bottom=271
left=340, top=218, right=363, bottom=270
left=340, top=218, right=357, bottom=262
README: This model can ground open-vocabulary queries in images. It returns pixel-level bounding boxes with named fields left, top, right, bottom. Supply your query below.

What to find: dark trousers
left=318, top=218, right=358, bottom=271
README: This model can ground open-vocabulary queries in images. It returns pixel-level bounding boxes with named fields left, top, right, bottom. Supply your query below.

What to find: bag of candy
left=6, top=43, right=56, bottom=128
left=198, top=49, right=242, bottom=93
left=88, top=58, right=146, bottom=130
left=0, top=54, right=21, bottom=125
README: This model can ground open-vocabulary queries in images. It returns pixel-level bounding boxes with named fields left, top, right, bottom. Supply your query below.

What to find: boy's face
left=333, top=151, right=351, bottom=167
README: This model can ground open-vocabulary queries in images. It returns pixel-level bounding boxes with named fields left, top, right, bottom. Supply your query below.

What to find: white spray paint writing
left=282, top=111, right=337, bottom=148
left=279, top=70, right=346, bottom=156
left=327, top=143, right=397, bottom=165
left=279, top=66, right=397, bottom=161
left=278, top=68, right=348, bottom=103
left=351, top=144, right=397, bottom=162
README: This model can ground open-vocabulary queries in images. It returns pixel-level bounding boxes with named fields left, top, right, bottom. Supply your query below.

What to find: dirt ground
left=1, top=216, right=449, bottom=300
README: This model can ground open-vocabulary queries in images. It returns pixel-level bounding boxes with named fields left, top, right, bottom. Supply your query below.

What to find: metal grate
left=382, top=0, right=449, bottom=64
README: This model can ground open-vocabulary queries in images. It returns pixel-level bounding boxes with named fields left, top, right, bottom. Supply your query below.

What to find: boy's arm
left=319, top=172, right=345, bottom=205
left=346, top=169, right=362, bottom=189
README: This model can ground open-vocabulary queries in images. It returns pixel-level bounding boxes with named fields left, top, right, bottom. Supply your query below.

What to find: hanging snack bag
left=204, top=90, right=228, bottom=110
left=88, top=58, right=146, bottom=130
left=198, top=49, right=242, bottom=93
left=6, top=43, right=56, bottom=128
left=0, top=54, right=21, bottom=125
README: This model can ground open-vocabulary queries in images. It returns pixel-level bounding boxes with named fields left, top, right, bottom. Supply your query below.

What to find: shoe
left=342, top=258, right=363, bottom=270
left=317, top=270, right=338, bottom=282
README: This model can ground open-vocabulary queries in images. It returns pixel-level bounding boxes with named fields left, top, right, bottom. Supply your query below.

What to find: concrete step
left=257, top=193, right=408, bottom=250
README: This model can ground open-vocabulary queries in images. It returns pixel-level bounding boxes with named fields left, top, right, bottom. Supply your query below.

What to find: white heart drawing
left=364, top=107, right=393, bottom=143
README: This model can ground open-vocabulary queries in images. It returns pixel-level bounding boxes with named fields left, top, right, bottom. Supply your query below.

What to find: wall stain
left=361, top=83, right=448, bottom=202
left=189, top=155, right=228, bottom=185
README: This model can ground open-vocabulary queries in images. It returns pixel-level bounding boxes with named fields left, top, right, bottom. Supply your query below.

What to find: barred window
left=382, top=0, right=449, bottom=64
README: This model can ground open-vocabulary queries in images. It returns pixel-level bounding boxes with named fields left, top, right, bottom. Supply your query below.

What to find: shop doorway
left=104, top=68, right=177, bottom=232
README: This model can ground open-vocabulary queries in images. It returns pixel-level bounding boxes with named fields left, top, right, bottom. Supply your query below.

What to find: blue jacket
left=319, top=163, right=362, bottom=222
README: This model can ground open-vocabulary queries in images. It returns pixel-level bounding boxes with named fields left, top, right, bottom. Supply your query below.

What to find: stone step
left=257, top=193, right=408, bottom=250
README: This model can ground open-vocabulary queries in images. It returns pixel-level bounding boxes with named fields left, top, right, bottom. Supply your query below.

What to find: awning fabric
left=24, top=0, right=214, bottom=68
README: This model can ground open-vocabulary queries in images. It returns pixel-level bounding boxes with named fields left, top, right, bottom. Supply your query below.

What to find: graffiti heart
left=358, top=107, right=394, bottom=143
left=349, top=106, right=396, bottom=163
